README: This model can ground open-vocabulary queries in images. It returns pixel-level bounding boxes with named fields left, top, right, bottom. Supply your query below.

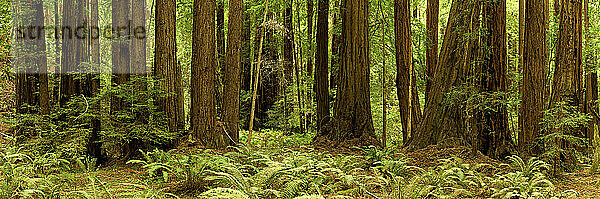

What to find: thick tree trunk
left=519, top=0, right=549, bottom=157
left=315, top=0, right=330, bottom=131
left=155, top=0, right=184, bottom=135
left=477, top=0, right=515, bottom=159
left=551, top=0, right=583, bottom=108
left=313, top=0, right=379, bottom=147
left=192, top=0, right=221, bottom=148
left=425, top=0, right=438, bottom=104
left=223, top=0, right=244, bottom=146
left=405, top=0, right=482, bottom=150
left=395, top=0, right=422, bottom=144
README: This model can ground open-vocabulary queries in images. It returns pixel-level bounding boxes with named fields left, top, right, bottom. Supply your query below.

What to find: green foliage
left=127, top=149, right=174, bottom=181
left=540, top=102, right=590, bottom=173
left=199, top=188, right=250, bottom=199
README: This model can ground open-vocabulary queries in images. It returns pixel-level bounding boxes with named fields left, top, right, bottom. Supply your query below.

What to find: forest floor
left=54, top=146, right=600, bottom=199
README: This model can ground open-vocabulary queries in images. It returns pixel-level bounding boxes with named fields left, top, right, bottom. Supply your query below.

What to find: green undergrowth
left=0, top=130, right=581, bottom=198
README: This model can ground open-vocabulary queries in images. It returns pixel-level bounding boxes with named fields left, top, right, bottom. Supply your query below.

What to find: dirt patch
left=554, top=170, right=600, bottom=198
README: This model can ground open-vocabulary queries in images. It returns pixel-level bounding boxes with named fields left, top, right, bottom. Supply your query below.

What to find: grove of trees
left=4, top=0, right=600, bottom=195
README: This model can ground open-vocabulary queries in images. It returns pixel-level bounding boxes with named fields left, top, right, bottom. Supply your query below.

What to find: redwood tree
left=223, top=0, right=244, bottom=146
left=425, top=0, right=438, bottom=104
left=313, top=0, right=379, bottom=147
left=583, top=0, right=596, bottom=147
left=519, top=0, right=548, bottom=156
left=477, top=0, right=515, bottom=159
left=395, top=0, right=422, bottom=143
left=315, top=0, right=330, bottom=130
left=191, top=0, right=221, bottom=148
left=155, top=0, right=184, bottom=134
left=405, top=0, right=482, bottom=150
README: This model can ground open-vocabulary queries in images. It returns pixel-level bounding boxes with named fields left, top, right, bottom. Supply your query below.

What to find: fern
left=198, top=188, right=250, bottom=199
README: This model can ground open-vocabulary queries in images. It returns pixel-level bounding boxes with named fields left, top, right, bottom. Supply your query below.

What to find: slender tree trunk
left=329, top=0, right=341, bottom=92
left=477, top=0, right=515, bottom=159
left=223, top=0, right=244, bottom=146
left=520, top=0, right=549, bottom=157
left=59, top=0, right=78, bottom=108
left=313, top=0, right=380, bottom=147
left=33, top=0, right=49, bottom=115
left=248, top=0, right=271, bottom=146
left=283, top=1, right=294, bottom=128
left=241, top=5, right=252, bottom=91
left=192, top=0, right=221, bottom=148
left=155, top=0, right=184, bottom=136
left=131, top=0, right=148, bottom=124
left=315, top=0, right=330, bottom=131
left=395, top=0, right=421, bottom=143
left=86, top=0, right=104, bottom=164
left=405, top=0, right=482, bottom=150
left=284, top=1, right=294, bottom=84
left=519, top=0, right=525, bottom=72
left=216, top=0, right=225, bottom=118
left=425, top=0, right=438, bottom=104
left=583, top=0, right=596, bottom=148
left=378, top=1, right=387, bottom=147
left=111, top=0, right=131, bottom=115
left=306, top=0, right=314, bottom=76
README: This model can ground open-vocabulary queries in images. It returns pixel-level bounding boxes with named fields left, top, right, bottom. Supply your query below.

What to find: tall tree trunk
left=519, top=0, right=525, bottom=72
left=34, top=0, right=49, bottom=115
left=223, top=0, right=244, bottom=146
left=329, top=0, right=341, bottom=92
left=315, top=0, right=330, bottom=131
left=248, top=0, right=271, bottom=146
left=155, top=0, right=184, bottom=136
left=14, top=0, right=41, bottom=114
left=216, top=0, right=225, bottom=118
left=313, top=0, right=380, bottom=147
left=395, top=0, right=422, bottom=144
left=378, top=1, right=387, bottom=147
left=241, top=5, right=252, bottom=91
left=520, top=0, right=549, bottom=157
left=284, top=1, right=294, bottom=84
left=87, top=0, right=104, bottom=164
left=551, top=0, right=583, bottom=109
left=59, top=0, right=78, bottom=108
left=549, top=0, right=583, bottom=164
left=307, top=0, right=314, bottom=76
left=425, top=0, right=438, bottom=104
left=477, top=0, right=515, bottom=159
left=111, top=0, right=131, bottom=115
left=192, top=0, right=221, bottom=148
left=405, top=0, right=482, bottom=150
left=241, top=5, right=252, bottom=92
left=583, top=0, right=596, bottom=148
